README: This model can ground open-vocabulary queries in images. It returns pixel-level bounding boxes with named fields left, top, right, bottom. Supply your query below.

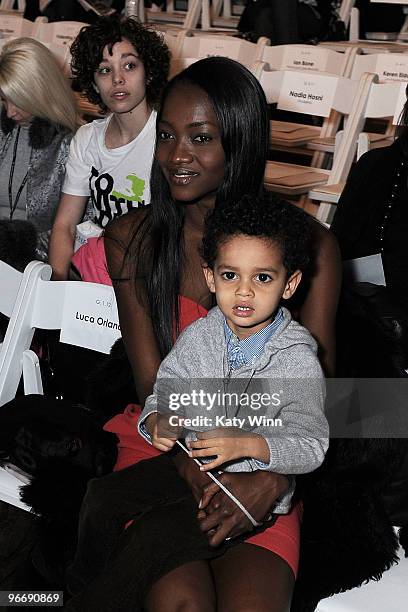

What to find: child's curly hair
left=70, top=15, right=170, bottom=111
left=202, top=193, right=312, bottom=277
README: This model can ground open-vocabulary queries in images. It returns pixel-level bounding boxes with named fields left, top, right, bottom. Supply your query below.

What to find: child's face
left=203, top=235, right=301, bottom=340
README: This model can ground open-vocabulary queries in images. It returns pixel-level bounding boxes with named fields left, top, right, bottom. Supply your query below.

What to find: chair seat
left=309, top=182, right=345, bottom=204
left=307, top=133, right=390, bottom=154
left=264, top=161, right=329, bottom=195
left=270, top=121, right=321, bottom=148
left=316, top=542, right=408, bottom=612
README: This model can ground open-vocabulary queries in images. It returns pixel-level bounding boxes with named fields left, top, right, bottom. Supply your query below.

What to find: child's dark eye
left=221, top=271, right=237, bottom=280
left=124, top=61, right=137, bottom=70
left=95, top=66, right=110, bottom=75
left=256, top=273, right=272, bottom=283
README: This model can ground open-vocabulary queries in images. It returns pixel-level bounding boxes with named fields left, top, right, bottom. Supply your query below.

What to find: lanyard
left=8, top=126, right=29, bottom=220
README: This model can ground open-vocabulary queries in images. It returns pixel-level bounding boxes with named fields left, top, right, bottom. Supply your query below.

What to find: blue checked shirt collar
left=224, top=307, right=284, bottom=371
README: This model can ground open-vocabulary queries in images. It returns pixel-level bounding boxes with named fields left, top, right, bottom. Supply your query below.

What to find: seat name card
left=277, top=72, right=336, bottom=117
left=375, top=55, right=408, bottom=83
left=60, top=282, right=121, bottom=354
left=51, top=24, right=82, bottom=45
left=0, top=17, right=23, bottom=39
left=198, top=39, right=243, bottom=60
left=281, top=47, right=327, bottom=72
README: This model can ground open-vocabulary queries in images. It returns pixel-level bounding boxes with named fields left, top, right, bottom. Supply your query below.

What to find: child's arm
left=144, top=413, right=181, bottom=452
left=188, top=428, right=270, bottom=471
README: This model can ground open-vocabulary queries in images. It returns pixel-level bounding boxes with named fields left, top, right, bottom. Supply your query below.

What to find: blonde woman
left=0, top=37, right=80, bottom=260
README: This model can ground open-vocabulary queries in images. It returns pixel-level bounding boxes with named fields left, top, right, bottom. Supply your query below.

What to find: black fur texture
left=291, top=438, right=408, bottom=610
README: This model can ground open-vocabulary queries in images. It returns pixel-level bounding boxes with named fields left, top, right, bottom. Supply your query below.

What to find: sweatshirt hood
left=205, top=305, right=318, bottom=372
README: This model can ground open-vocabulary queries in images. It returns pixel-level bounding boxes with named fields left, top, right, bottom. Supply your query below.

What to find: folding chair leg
left=317, top=202, right=336, bottom=225
left=22, top=349, right=43, bottom=396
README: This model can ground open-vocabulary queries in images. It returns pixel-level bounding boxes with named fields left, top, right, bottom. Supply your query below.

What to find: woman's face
left=94, top=39, right=147, bottom=114
left=0, top=94, right=32, bottom=126
left=156, top=84, right=226, bottom=206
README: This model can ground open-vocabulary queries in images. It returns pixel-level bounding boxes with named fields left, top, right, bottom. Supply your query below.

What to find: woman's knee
left=144, top=561, right=216, bottom=612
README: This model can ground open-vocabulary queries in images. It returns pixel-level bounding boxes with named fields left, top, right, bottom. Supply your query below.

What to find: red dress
left=104, top=294, right=301, bottom=577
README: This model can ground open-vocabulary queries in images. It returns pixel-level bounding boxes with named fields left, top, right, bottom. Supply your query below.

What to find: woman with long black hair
left=65, top=57, right=340, bottom=611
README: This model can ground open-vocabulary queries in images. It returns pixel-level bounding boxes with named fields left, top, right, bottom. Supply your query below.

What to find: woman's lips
left=168, top=169, right=199, bottom=186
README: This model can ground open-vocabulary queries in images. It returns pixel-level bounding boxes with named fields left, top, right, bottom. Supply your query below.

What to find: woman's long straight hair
left=0, top=38, right=80, bottom=131
left=128, top=57, right=269, bottom=357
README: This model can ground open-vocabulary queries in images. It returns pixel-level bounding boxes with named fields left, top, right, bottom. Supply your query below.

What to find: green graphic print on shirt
left=90, top=166, right=147, bottom=228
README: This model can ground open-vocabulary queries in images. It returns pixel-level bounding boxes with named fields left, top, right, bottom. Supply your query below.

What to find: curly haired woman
left=49, top=15, right=170, bottom=280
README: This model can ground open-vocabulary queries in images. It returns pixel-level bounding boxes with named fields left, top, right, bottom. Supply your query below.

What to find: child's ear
left=282, top=270, right=302, bottom=300
left=203, top=266, right=216, bottom=293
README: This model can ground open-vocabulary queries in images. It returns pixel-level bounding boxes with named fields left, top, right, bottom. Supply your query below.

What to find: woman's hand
left=197, top=471, right=290, bottom=547
left=172, top=449, right=212, bottom=503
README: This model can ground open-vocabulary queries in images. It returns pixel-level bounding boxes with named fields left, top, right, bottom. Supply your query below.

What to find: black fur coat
left=291, top=438, right=408, bottom=611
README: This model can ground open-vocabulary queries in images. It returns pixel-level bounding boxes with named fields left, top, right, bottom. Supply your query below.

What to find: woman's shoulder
left=72, top=116, right=108, bottom=143
left=354, top=140, right=402, bottom=174
left=104, top=206, right=151, bottom=252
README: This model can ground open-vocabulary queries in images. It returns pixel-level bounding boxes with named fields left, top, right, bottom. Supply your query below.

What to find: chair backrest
left=168, top=56, right=198, bottom=79
left=174, top=33, right=267, bottom=65
left=339, top=0, right=356, bottom=27
left=41, top=41, right=72, bottom=76
left=0, top=261, right=51, bottom=407
left=0, top=0, right=26, bottom=9
left=260, top=44, right=351, bottom=77
left=351, top=52, right=408, bottom=83
left=33, top=20, right=86, bottom=46
left=156, top=29, right=191, bottom=57
left=0, top=262, right=121, bottom=407
left=255, top=67, right=361, bottom=118
left=0, top=15, right=33, bottom=39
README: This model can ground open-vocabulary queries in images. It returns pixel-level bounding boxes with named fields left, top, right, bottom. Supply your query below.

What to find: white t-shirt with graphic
left=63, top=110, right=156, bottom=228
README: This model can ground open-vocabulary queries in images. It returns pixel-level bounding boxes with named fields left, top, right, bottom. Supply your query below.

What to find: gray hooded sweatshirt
left=138, top=306, right=328, bottom=514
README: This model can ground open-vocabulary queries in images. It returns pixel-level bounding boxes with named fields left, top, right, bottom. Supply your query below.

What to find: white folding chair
left=256, top=68, right=375, bottom=198
left=255, top=45, right=358, bottom=167
left=0, top=260, right=51, bottom=511
left=0, top=261, right=51, bottom=408
left=0, top=271, right=121, bottom=408
left=309, top=75, right=405, bottom=223
left=175, top=32, right=267, bottom=65
left=168, top=33, right=268, bottom=78
left=0, top=260, right=120, bottom=510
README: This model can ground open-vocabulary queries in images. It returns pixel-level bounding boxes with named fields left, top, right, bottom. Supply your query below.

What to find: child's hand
left=145, top=413, right=183, bottom=452
left=188, top=427, right=268, bottom=471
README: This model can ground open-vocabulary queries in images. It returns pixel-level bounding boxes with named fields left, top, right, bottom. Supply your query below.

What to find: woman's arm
left=173, top=450, right=290, bottom=546
left=49, top=193, right=88, bottom=280
left=104, top=211, right=162, bottom=405
left=299, top=221, right=341, bottom=377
